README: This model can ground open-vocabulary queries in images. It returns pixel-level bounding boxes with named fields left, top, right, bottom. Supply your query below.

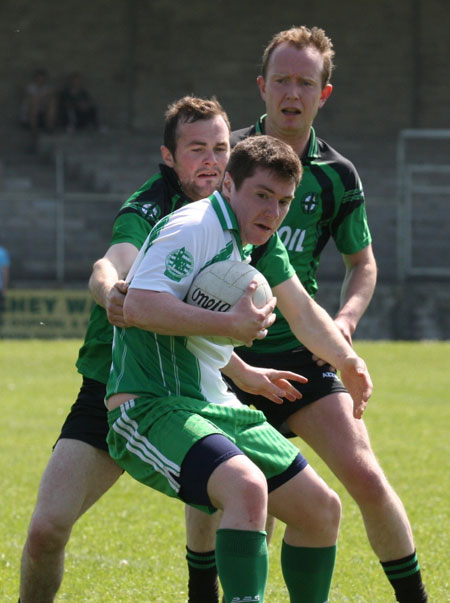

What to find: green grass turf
left=1, top=340, right=449, bottom=601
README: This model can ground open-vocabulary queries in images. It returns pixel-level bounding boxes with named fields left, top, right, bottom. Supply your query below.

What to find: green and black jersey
left=76, top=165, right=192, bottom=383
left=232, top=115, right=372, bottom=353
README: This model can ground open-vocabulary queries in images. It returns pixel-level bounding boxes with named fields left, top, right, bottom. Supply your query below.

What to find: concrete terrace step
left=37, top=130, right=161, bottom=193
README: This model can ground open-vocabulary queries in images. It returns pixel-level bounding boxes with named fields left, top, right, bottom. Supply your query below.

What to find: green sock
left=281, top=541, right=337, bottom=603
left=215, top=528, right=268, bottom=603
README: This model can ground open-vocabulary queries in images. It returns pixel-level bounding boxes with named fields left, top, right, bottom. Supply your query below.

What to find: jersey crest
left=164, top=247, right=194, bottom=282
left=140, top=201, right=162, bottom=221
left=301, top=192, right=319, bottom=214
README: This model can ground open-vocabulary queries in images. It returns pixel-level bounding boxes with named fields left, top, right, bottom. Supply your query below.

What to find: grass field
left=1, top=339, right=449, bottom=602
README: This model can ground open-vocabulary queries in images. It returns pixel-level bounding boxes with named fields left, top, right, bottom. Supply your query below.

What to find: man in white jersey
left=106, top=135, right=372, bottom=602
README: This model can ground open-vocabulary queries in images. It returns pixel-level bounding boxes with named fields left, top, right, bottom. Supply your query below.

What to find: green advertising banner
left=1, top=290, right=95, bottom=338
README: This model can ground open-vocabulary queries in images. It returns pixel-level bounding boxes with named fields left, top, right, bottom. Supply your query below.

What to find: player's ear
left=257, top=75, right=266, bottom=101
left=222, top=172, right=234, bottom=196
left=319, top=84, right=333, bottom=108
left=161, top=145, right=175, bottom=168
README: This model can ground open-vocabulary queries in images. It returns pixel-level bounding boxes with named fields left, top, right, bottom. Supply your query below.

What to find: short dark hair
left=261, top=26, right=335, bottom=88
left=226, top=135, right=302, bottom=191
left=163, top=96, right=231, bottom=155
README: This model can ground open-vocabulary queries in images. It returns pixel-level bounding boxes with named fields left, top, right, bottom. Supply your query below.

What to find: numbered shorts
left=56, top=376, right=109, bottom=451
left=231, top=346, right=348, bottom=432
left=107, top=396, right=307, bottom=514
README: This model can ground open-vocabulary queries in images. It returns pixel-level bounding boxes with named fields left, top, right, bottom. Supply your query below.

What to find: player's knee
left=221, top=465, right=268, bottom=526
left=236, top=470, right=268, bottom=523
left=26, top=514, right=72, bottom=559
left=282, top=482, right=341, bottom=545
left=347, top=462, right=391, bottom=506
left=304, top=486, right=341, bottom=538
left=328, top=488, right=342, bottom=527
left=316, top=486, right=341, bottom=529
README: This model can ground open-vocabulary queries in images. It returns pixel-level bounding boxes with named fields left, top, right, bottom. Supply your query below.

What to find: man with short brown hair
left=19, top=95, right=232, bottom=602
left=106, top=134, right=372, bottom=603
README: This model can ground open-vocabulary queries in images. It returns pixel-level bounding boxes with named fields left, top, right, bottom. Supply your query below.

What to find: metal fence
left=0, top=191, right=124, bottom=284
left=396, top=129, right=450, bottom=280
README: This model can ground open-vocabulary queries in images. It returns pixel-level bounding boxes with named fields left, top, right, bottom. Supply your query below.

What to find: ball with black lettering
left=185, top=260, right=272, bottom=346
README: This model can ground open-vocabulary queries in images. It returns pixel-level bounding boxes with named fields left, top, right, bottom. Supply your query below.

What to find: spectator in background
left=20, top=68, right=58, bottom=138
left=59, top=72, right=100, bottom=132
left=0, top=242, right=10, bottom=327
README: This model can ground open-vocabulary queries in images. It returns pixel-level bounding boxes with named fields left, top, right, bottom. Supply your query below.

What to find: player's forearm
left=88, top=258, right=119, bottom=308
left=290, top=300, right=357, bottom=370
left=124, top=289, right=237, bottom=337
left=337, top=246, right=377, bottom=334
left=274, top=272, right=373, bottom=414
left=221, top=353, right=248, bottom=380
left=337, top=259, right=377, bottom=333
left=276, top=277, right=357, bottom=370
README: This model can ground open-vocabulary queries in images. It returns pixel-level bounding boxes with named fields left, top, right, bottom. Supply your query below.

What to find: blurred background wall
left=0, top=0, right=449, bottom=338
left=2, top=0, right=449, bottom=135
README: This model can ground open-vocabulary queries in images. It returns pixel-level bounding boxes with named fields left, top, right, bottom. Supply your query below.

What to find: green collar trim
left=210, top=192, right=246, bottom=258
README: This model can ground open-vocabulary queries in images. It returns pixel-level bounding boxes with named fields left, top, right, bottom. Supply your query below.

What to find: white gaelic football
left=186, top=260, right=272, bottom=346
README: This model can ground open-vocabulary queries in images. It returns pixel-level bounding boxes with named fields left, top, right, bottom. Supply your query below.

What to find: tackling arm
left=88, top=242, right=139, bottom=326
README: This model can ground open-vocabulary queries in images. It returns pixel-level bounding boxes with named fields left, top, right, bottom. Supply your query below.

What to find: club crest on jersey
left=141, top=202, right=162, bottom=221
left=301, top=193, right=319, bottom=214
left=164, top=247, right=194, bottom=282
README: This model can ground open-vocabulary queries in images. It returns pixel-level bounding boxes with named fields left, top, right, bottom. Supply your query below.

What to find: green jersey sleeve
left=332, top=200, right=372, bottom=255
left=253, top=234, right=295, bottom=288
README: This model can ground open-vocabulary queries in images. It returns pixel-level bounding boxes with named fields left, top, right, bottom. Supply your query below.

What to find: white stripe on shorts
left=113, top=406, right=181, bottom=493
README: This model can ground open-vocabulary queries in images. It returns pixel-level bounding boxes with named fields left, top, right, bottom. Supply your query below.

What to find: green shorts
left=107, top=396, right=303, bottom=512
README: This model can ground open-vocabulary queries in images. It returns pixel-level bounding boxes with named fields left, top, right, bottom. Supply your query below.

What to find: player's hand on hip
left=340, top=356, right=373, bottom=419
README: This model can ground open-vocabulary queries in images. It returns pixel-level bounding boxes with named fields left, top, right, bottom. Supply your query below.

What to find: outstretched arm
left=275, top=274, right=373, bottom=418
left=312, top=244, right=377, bottom=367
